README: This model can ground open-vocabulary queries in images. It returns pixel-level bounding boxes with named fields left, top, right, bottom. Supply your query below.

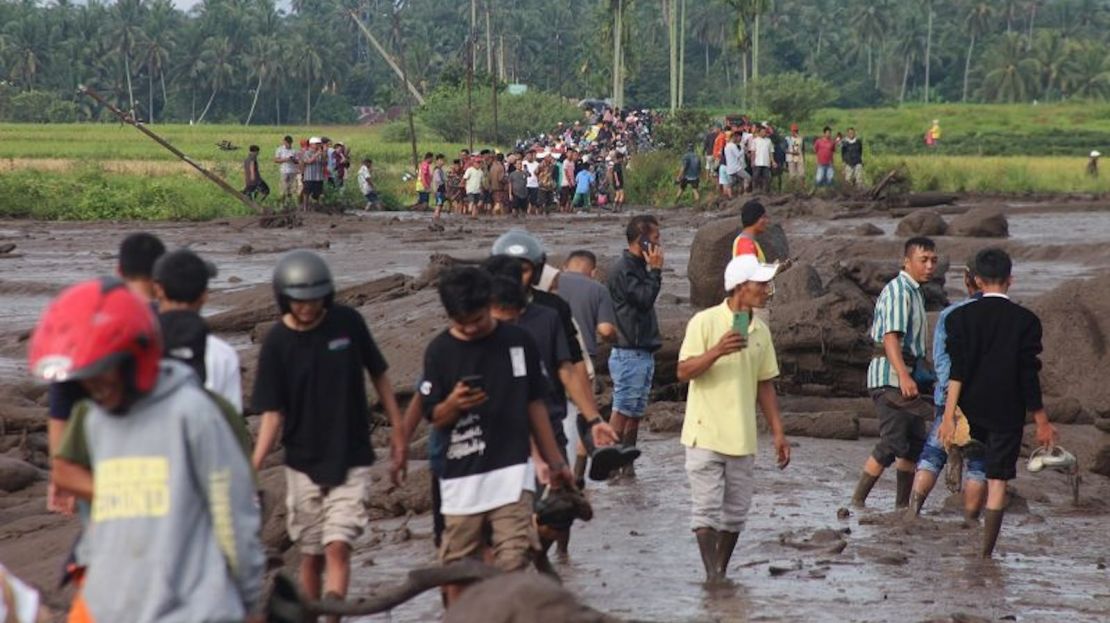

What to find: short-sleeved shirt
left=302, top=150, right=325, bottom=182
left=866, top=271, right=927, bottom=390
left=679, top=301, right=779, bottom=457
left=276, top=146, right=298, bottom=175
left=814, top=137, right=836, bottom=166
left=509, top=170, right=528, bottom=197
left=681, top=152, right=701, bottom=180
left=515, top=304, right=572, bottom=425
left=575, top=170, right=594, bottom=194
left=419, top=323, right=546, bottom=515
left=532, top=289, right=584, bottom=364
left=524, top=161, right=540, bottom=188
left=556, top=271, right=616, bottom=357
left=463, top=167, right=483, bottom=194
left=933, top=295, right=981, bottom=405
left=251, top=304, right=388, bottom=487
left=732, top=232, right=766, bottom=262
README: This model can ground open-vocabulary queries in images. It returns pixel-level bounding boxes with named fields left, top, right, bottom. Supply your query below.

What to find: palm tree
left=110, top=0, right=147, bottom=114
left=979, top=33, right=1038, bottom=102
left=923, top=0, right=934, bottom=103
left=893, top=27, right=924, bottom=104
left=195, top=35, right=234, bottom=124
left=961, top=1, right=992, bottom=102
left=293, top=34, right=322, bottom=124
left=747, top=0, right=771, bottom=83
left=1062, top=42, right=1110, bottom=100
left=1029, top=30, right=1072, bottom=100
left=1, top=17, right=46, bottom=89
left=243, top=36, right=277, bottom=125
left=855, top=2, right=890, bottom=87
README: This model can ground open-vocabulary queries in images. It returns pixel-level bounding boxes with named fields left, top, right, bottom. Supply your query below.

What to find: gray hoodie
left=69, top=361, right=263, bottom=622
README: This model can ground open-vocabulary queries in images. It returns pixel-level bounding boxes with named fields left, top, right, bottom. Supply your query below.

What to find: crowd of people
left=685, top=117, right=869, bottom=201
left=20, top=185, right=1060, bottom=621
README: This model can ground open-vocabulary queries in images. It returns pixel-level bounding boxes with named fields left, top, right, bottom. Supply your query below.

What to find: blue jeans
left=815, top=165, right=834, bottom=186
left=916, top=405, right=987, bottom=482
left=609, top=348, right=655, bottom=418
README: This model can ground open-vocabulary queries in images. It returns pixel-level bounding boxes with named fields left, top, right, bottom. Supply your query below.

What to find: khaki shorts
left=440, top=491, right=538, bottom=572
left=285, top=466, right=371, bottom=554
left=279, top=172, right=297, bottom=195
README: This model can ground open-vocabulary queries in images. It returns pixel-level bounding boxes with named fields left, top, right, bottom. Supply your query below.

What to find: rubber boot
left=695, top=528, right=721, bottom=583
left=981, top=509, right=1004, bottom=558
left=716, top=531, right=740, bottom=579
left=905, top=491, right=927, bottom=520
left=620, top=426, right=639, bottom=478
left=850, top=473, right=879, bottom=508
left=573, top=454, right=588, bottom=491
left=895, top=470, right=914, bottom=509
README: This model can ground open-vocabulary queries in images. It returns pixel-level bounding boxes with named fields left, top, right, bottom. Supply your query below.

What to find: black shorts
left=870, top=388, right=930, bottom=467
left=303, top=180, right=324, bottom=199
left=680, top=177, right=700, bottom=190
left=512, top=196, right=528, bottom=212
left=559, top=187, right=573, bottom=203
left=431, top=471, right=444, bottom=548
left=969, top=423, right=1023, bottom=481
left=481, top=190, right=492, bottom=204
left=527, top=187, right=539, bottom=206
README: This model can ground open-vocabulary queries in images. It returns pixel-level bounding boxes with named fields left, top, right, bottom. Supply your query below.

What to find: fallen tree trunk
left=780, top=411, right=860, bottom=440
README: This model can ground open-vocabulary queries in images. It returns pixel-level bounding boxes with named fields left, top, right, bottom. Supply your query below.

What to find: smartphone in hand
left=459, top=374, right=485, bottom=393
left=732, top=311, right=750, bottom=337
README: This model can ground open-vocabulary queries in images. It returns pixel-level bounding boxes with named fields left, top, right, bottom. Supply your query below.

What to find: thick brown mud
left=1, top=196, right=1109, bottom=621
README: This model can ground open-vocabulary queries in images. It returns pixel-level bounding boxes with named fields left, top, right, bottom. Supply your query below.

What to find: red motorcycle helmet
left=28, top=278, right=162, bottom=396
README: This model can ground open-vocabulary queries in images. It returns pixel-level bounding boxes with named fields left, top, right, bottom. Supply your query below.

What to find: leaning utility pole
left=348, top=10, right=425, bottom=106
left=79, top=85, right=262, bottom=215
left=489, top=0, right=499, bottom=146
left=389, top=9, right=420, bottom=173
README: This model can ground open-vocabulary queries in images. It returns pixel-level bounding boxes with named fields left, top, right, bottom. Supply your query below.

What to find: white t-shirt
left=524, top=160, right=540, bottom=188
left=357, top=165, right=373, bottom=195
left=752, top=137, right=773, bottom=167
left=463, top=166, right=484, bottom=194
left=724, top=142, right=745, bottom=175
left=205, top=335, right=242, bottom=413
left=275, top=146, right=297, bottom=175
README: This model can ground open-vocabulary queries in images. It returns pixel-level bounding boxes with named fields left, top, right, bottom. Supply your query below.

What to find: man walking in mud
left=906, top=263, right=986, bottom=522
left=608, top=215, right=664, bottom=477
left=678, top=255, right=790, bottom=583
left=939, top=248, right=1057, bottom=558
left=851, top=237, right=938, bottom=509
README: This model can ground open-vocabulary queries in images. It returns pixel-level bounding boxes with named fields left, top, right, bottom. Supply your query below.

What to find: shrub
left=653, top=109, right=712, bottom=151
left=746, top=73, right=836, bottom=125
left=418, top=86, right=580, bottom=146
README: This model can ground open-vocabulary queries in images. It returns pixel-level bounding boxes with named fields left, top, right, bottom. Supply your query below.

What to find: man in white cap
left=1087, top=150, right=1100, bottom=178
left=302, top=137, right=325, bottom=212
left=676, top=254, right=791, bottom=584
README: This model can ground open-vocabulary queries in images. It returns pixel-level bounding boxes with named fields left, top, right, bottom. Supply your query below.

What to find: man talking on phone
left=607, top=215, right=665, bottom=478
left=677, top=254, right=790, bottom=583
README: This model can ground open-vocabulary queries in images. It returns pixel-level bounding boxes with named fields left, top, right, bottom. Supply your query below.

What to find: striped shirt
left=866, top=271, right=927, bottom=389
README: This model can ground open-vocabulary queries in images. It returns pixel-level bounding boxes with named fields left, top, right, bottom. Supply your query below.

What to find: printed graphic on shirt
left=510, top=346, right=527, bottom=377
left=447, top=413, right=488, bottom=461
left=328, top=337, right=351, bottom=351
left=92, top=456, right=170, bottom=521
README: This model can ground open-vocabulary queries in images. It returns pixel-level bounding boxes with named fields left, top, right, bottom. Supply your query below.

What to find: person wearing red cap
left=786, top=124, right=804, bottom=180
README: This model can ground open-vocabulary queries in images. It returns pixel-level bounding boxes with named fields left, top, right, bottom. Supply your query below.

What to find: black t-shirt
left=251, top=304, right=388, bottom=486
left=515, top=304, right=571, bottom=424
left=419, top=322, right=547, bottom=513
left=532, top=288, right=584, bottom=364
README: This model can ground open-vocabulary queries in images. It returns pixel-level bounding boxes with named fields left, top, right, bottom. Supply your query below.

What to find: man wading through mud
left=939, top=248, right=1057, bottom=558
left=678, top=255, right=790, bottom=583
left=251, top=250, right=404, bottom=621
left=906, top=262, right=986, bottom=522
left=608, top=215, right=664, bottom=477
left=852, top=237, right=938, bottom=509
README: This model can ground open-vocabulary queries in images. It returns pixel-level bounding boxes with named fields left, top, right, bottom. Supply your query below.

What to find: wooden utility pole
left=489, top=0, right=499, bottom=146
left=679, top=0, right=686, bottom=107
left=389, top=10, right=420, bottom=173
left=78, top=85, right=262, bottom=215
left=348, top=10, right=425, bottom=105
left=467, top=0, right=476, bottom=151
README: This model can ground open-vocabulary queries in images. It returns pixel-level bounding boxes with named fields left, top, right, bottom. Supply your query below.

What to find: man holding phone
left=608, top=215, right=665, bottom=477
left=677, top=254, right=790, bottom=583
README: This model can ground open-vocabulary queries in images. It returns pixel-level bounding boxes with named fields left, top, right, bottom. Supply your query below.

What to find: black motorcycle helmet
left=272, top=250, right=335, bottom=314
left=490, top=229, right=546, bottom=286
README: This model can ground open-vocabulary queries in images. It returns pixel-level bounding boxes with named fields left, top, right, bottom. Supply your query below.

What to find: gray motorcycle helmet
left=491, top=229, right=546, bottom=285
left=273, top=250, right=335, bottom=313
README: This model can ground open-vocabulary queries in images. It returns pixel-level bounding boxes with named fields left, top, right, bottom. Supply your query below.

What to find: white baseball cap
left=724, top=255, right=777, bottom=291
left=309, top=136, right=322, bottom=144
left=1091, top=150, right=1101, bottom=158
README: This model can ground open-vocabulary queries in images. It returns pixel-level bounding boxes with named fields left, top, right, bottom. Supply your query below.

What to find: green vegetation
left=418, top=87, right=580, bottom=145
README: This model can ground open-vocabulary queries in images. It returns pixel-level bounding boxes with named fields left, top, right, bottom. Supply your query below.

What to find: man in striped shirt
left=851, top=237, right=939, bottom=509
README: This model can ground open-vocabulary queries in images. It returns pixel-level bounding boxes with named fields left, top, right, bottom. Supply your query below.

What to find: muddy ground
left=1, top=194, right=1108, bottom=622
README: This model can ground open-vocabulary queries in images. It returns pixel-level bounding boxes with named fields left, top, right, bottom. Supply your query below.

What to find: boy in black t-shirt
left=250, top=250, right=403, bottom=616
left=419, top=267, right=571, bottom=605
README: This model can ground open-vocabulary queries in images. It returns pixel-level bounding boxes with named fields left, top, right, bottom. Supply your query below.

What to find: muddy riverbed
left=1, top=195, right=1109, bottom=622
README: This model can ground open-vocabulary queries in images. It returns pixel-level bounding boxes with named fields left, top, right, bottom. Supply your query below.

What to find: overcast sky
left=172, top=0, right=291, bottom=12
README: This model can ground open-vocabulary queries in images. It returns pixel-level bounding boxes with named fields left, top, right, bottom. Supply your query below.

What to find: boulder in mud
left=688, top=217, right=789, bottom=308
left=0, top=456, right=42, bottom=492
left=947, top=208, right=1009, bottom=238
left=895, top=210, right=948, bottom=237
left=445, top=571, right=619, bottom=623
left=1041, top=397, right=1092, bottom=425
left=771, top=263, right=825, bottom=306
left=643, top=401, right=685, bottom=433
left=1030, top=274, right=1110, bottom=415
left=1093, top=444, right=1110, bottom=478
left=368, top=460, right=433, bottom=519
left=780, top=412, right=859, bottom=440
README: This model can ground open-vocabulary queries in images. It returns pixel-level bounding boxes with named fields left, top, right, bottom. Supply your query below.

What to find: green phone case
left=732, top=311, right=749, bottom=336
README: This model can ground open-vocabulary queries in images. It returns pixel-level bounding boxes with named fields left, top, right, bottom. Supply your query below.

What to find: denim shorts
left=916, top=405, right=987, bottom=482
left=609, top=348, right=655, bottom=418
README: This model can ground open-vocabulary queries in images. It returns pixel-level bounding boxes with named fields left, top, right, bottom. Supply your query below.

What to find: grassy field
left=2, top=103, right=1108, bottom=220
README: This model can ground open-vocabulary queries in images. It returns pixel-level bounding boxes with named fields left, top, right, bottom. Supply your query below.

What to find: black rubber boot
left=620, top=426, right=639, bottom=478
left=716, top=531, right=740, bottom=579
left=851, top=473, right=879, bottom=508
left=905, top=491, right=927, bottom=520
left=895, top=470, right=914, bottom=509
left=695, top=528, right=721, bottom=583
left=981, top=509, right=1004, bottom=558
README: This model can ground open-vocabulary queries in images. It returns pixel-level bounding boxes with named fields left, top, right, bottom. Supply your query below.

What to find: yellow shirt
left=679, top=301, right=779, bottom=457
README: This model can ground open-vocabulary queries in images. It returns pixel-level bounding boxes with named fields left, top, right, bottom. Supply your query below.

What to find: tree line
left=2, top=0, right=1109, bottom=125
